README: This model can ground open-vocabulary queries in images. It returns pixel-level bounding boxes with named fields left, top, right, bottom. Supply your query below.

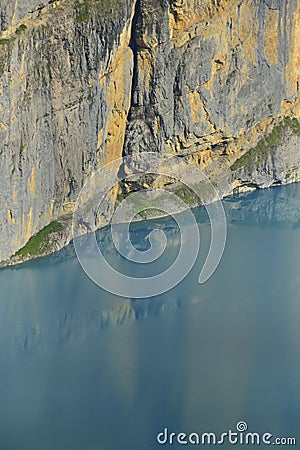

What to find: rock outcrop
left=0, top=0, right=300, bottom=263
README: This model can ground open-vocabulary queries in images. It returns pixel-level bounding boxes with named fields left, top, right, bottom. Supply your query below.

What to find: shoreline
left=2, top=178, right=299, bottom=270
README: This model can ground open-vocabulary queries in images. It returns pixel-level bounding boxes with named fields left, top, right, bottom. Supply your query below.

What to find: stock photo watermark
left=72, top=152, right=227, bottom=298
left=156, top=421, right=297, bottom=446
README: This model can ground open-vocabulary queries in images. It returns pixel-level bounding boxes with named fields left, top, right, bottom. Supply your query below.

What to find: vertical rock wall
left=0, top=0, right=300, bottom=263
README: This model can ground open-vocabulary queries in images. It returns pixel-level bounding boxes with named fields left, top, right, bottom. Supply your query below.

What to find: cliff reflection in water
left=0, top=183, right=300, bottom=354
left=223, top=183, right=300, bottom=227
left=0, top=184, right=300, bottom=450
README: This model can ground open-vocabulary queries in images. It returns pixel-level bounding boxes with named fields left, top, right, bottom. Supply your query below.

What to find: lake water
left=0, top=184, right=300, bottom=449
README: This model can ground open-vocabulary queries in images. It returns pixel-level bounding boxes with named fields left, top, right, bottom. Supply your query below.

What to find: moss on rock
left=15, top=221, right=64, bottom=258
left=231, top=117, right=300, bottom=171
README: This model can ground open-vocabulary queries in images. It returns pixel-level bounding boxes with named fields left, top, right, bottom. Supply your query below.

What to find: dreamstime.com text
left=156, top=421, right=296, bottom=446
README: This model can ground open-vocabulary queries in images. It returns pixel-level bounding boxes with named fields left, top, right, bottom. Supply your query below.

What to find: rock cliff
left=0, top=0, right=300, bottom=263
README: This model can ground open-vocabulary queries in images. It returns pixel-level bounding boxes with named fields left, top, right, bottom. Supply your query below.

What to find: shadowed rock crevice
left=128, top=0, right=141, bottom=117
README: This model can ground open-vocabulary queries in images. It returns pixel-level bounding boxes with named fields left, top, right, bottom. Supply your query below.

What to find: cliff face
left=0, top=0, right=300, bottom=263
left=125, top=0, right=300, bottom=155
left=0, top=0, right=135, bottom=262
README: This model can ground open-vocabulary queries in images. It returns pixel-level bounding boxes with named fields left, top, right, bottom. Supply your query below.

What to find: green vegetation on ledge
left=0, top=37, right=16, bottom=45
left=0, top=23, right=27, bottom=46
left=283, top=116, right=300, bottom=136
left=74, top=0, right=124, bottom=22
left=15, top=24, right=27, bottom=35
left=174, top=185, right=200, bottom=206
left=231, top=117, right=300, bottom=171
left=15, top=221, right=63, bottom=258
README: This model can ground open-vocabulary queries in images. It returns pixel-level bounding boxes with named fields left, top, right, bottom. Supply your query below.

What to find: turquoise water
left=0, top=184, right=300, bottom=449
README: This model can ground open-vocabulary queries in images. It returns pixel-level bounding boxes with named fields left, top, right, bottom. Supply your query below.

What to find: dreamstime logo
left=156, top=421, right=297, bottom=446
left=236, top=421, right=248, bottom=432
left=72, top=153, right=227, bottom=298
